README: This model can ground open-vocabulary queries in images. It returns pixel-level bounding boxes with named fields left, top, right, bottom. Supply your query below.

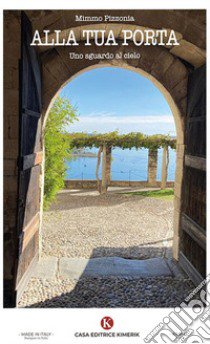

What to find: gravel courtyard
left=41, top=188, right=174, bottom=260
left=18, top=188, right=196, bottom=308
left=19, top=276, right=194, bottom=308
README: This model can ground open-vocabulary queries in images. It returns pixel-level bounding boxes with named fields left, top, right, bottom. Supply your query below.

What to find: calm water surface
left=65, top=147, right=176, bottom=181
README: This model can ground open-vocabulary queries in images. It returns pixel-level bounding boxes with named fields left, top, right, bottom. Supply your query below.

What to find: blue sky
left=60, top=67, right=176, bottom=136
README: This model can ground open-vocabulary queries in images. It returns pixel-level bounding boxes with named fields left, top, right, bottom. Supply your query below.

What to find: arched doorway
left=42, top=62, right=184, bottom=262
left=3, top=11, right=206, bottom=307
left=38, top=65, right=176, bottom=271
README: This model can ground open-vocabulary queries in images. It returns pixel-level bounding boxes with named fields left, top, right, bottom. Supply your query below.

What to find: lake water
left=65, top=147, right=176, bottom=181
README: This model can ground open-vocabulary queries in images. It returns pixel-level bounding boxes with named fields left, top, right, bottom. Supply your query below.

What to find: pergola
left=69, top=132, right=176, bottom=193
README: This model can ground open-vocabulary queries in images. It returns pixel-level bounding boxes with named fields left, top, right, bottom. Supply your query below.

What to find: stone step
left=33, top=256, right=174, bottom=279
left=59, top=257, right=172, bottom=279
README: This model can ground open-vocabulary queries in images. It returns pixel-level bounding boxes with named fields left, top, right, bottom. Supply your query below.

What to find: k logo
left=100, top=316, right=114, bottom=330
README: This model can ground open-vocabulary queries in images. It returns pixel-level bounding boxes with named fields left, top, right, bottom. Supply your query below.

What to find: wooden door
left=15, top=11, right=42, bottom=303
left=179, top=65, right=206, bottom=285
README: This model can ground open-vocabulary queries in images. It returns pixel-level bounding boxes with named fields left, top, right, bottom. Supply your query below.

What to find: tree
left=43, top=96, right=77, bottom=209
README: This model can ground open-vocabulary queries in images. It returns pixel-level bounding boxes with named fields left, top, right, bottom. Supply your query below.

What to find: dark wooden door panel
left=15, top=11, right=42, bottom=302
left=180, top=65, right=206, bottom=284
left=183, top=166, right=206, bottom=230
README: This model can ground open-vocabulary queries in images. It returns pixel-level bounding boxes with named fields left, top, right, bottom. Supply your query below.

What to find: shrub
left=43, top=96, right=77, bottom=209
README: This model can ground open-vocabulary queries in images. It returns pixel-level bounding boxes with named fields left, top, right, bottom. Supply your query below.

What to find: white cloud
left=82, top=111, right=116, bottom=117
left=67, top=114, right=176, bottom=135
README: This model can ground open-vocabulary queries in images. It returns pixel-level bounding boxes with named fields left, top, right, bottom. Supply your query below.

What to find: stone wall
left=65, top=179, right=174, bottom=190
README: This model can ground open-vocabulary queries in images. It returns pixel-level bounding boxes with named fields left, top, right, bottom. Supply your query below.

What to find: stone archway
left=41, top=60, right=185, bottom=262
left=3, top=10, right=206, bottom=307
left=37, top=22, right=205, bottom=287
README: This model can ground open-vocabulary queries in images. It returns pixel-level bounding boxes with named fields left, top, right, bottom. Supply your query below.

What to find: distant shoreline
left=72, top=152, right=97, bottom=158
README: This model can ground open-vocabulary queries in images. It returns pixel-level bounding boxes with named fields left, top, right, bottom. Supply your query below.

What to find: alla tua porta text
left=30, top=29, right=179, bottom=47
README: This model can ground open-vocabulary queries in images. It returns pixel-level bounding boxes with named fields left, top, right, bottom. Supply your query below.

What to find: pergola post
left=105, top=146, right=112, bottom=188
left=147, top=148, right=158, bottom=186
left=161, top=146, right=168, bottom=189
left=96, top=145, right=102, bottom=194
left=101, top=144, right=107, bottom=194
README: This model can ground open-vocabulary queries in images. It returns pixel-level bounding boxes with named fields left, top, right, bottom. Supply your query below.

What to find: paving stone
left=33, top=256, right=58, bottom=279
left=59, top=257, right=172, bottom=279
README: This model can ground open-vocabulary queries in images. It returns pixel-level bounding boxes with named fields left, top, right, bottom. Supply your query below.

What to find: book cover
left=2, top=3, right=208, bottom=343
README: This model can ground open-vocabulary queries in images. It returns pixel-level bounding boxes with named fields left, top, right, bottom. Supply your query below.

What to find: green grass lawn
left=123, top=188, right=174, bottom=200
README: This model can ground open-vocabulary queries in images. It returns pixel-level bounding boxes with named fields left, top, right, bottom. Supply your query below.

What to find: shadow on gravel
left=22, top=245, right=196, bottom=309
left=85, top=243, right=173, bottom=260
left=45, top=191, right=173, bottom=212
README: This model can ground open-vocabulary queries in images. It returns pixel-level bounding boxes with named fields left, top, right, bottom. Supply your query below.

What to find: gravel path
left=42, top=189, right=174, bottom=259
left=19, top=276, right=195, bottom=308
left=19, top=188, right=196, bottom=308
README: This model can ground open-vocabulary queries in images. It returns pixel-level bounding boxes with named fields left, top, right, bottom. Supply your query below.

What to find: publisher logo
left=100, top=317, right=114, bottom=330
